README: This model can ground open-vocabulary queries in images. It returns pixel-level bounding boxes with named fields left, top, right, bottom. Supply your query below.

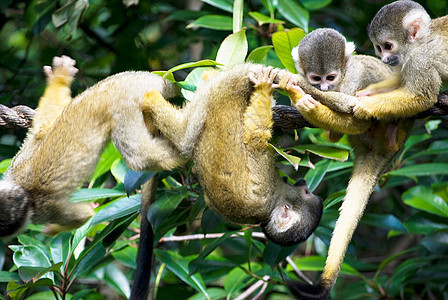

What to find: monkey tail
left=0, top=179, right=33, bottom=237
left=130, top=176, right=157, bottom=300
left=288, top=150, right=394, bottom=299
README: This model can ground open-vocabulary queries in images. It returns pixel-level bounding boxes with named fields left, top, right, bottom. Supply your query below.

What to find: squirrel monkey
left=353, top=0, right=448, bottom=120
left=0, top=56, right=185, bottom=238
left=142, top=65, right=323, bottom=246
left=282, top=29, right=413, bottom=299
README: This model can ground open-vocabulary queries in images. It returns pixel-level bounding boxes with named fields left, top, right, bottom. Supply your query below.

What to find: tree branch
left=1, top=91, right=447, bottom=130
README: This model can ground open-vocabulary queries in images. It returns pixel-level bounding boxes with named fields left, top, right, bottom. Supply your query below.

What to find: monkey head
left=292, top=28, right=355, bottom=92
left=261, top=179, right=323, bottom=246
left=368, top=0, right=431, bottom=68
left=0, top=180, right=32, bottom=238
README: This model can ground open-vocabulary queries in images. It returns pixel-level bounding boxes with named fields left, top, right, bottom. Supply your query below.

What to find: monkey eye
left=326, top=75, right=336, bottom=81
left=312, top=75, right=321, bottom=81
left=376, top=45, right=382, bottom=53
left=384, top=42, right=393, bottom=51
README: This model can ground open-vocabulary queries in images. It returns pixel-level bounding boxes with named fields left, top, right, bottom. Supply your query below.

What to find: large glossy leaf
left=0, top=159, right=11, bottom=173
left=123, top=170, right=156, bottom=195
left=70, top=188, right=126, bottom=203
left=291, top=144, right=349, bottom=161
left=103, top=264, right=131, bottom=298
left=186, top=15, right=233, bottom=30
left=289, top=255, right=360, bottom=276
left=421, top=229, right=448, bottom=254
left=155, top=250, right=209, bottom=297
left=249, top=12, right=284, bottom=26
left=246, top=45, right=273, bottom=63
left=91, top=142, right=122, bottom=182
left=92, top=194, right=141, bottom=226
left=216, top=29, right=248, bottom=66
left=233, top=0, right=243, bottom=32
left=305, top=159, right=332, bottom=192
left=263, top=242, right=298, bottom=267
left=202, top=0, right=233, bottom=12
left=299, top=0, right=332, bottom=10
left=272, top=28, right=306, bottom=73
left=163, top=60, right=222, bottom=80
left=276, top=0, right=309, bottom=32
left=187, top=288, right=228, bottom=300
left=404, top=212, right=448, bottom=234
left=270, top=143, right=301, bottom=170
left=402, top=186, right=448, bottom=217
left=224, top=263, right=261, bottom=296
left=148, top=187, right=187, bottom=230
left=361, top=213, right=406, bottom=233
left=388, top=163, right=448, bottom=178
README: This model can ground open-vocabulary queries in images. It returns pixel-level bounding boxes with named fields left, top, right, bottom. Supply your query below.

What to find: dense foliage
left=1, top=0, right=448, bottom=299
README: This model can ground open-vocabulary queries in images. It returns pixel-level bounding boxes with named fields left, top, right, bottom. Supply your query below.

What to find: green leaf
left=92, top=194, right=141, bottom=226
left=201, top=208, right=223, bottom=234
left=246, top=46, right=273, bottom=63
left=124, top=170, right=156, bottom=195
left=388, top=163, right=448, bottom=178
left=111, top=159, right=128, bottom=183
left=104, top=263, right=131, bottom=298
left=70, top=188, right=126, bottom=203
left=276, top=0, right=309, bottom=32
left=91, top=142, right=122, bottom=182
left=163, top=60, right=222, bottom=80
left=224, top=263, right=261, bottom=296
left=270, top=143, right=301, bottom=171
left=216, top=29, right=248, bottom=66
left=73, top=242, right=106, bottom=277
left=291, top=144, right=349, bottom=161
left=155, top=250, right=209, bottom=297
left=11, top=245, right=51, bottom=269
left=186, top=15, right=233, bottom=31
left=404, top=212, right=448, bottom=234
left=233, top=0, right=243, bottom=32
left=202, top=0, right=233, bottom=12
left=361, top=213, right=406, bottom=233
left=260, top=0, right=275, bottom=16
left=402, top=186, right=448, bottom=217
left=181, top=67, right=211, bottom=101
left=49, top=233, right=71, bottom=267
left=263, top=242, right=298, bottom=267
left=421, top=229, right=448, bottom=254
left=52, top=0, right=88, bottom=36
left=0, top=159, right=12, bottom=173
left=148, top=187, right=187, bottom=230
left=299, top=0, right=332, bottom=10
left=289, top=255, right=360, bottom=276
left=249, top=12, right=284, bottom=26
left=305, top=159, right=332, bottom=192
left=272, top=28, right=306, bottom=72
left=111, top=246, right=137, bottom=269
left=324, top=190, right=345, bottom=210
left=0, top=271, right=20, bottom=283
left=187, top=288, right=228, bottom=300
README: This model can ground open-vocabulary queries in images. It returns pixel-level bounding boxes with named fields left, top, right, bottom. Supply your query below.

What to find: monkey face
left=261, top=179, right=323, bottom=246
left=372, top=39, right=401, bottom=67
left=306, top=71, right=341, bottom=91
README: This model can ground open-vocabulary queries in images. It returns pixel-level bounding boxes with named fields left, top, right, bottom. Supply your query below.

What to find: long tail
left=288, top=150, right=394, bottom=299
left=130, top=176, right=157, bottom=300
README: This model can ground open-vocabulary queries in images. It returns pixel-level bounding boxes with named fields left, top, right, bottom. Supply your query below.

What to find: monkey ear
left=291, top=46, right=304, bottom=74
left=403, top=10, right=431, bottom=41
left=345, top=41, right=356, bottom=57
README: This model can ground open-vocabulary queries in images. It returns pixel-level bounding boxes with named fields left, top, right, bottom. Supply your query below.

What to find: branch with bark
left=1, top=92, right=448, bottom=130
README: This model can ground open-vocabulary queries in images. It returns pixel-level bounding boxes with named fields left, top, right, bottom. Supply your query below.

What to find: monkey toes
left=43, top=55, right=78, bottom=83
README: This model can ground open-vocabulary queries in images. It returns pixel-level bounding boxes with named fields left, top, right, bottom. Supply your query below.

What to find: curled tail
left=288, top=149, right=395, bottom=299
left=0, top=179, right=33, bottom=238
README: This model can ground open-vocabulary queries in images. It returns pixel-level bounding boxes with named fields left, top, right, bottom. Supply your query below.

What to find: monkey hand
left=295, top=94, right=321, bottom=113
left=353, top=98, right=374, bottom=119
left=43, top=55, right=78, bottom=86
left=276, top=70, right=305, bottom=105
left=355, top=87, right=377, bottom=97
left=249, top=66, right=280, bottom=92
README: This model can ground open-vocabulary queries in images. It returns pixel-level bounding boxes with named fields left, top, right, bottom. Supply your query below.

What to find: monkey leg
left=243, top=67, right=277, bottom=149
left=295, top=95, right=372, bottom=135
left=290, top=148, right=396, bottom=299
left=32, top=56, right=78, bottom=140
left=142, top=90, right=196, bottom=157
left=112, top=93, right=187, bottom=171
left=354, top=88, right=438, bottom=120
left=42, top=201, right=94, bottom=235
left=355, top=76, right=401, bottom=97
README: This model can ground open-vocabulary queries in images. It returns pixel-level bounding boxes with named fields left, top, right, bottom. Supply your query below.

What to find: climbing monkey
left=282, top=28, right=413, bottom=299
left=142, top=65, right=323, bottom=246
left=354, top=0, right=448, bottom=120
left=0, top=56, right=185, bottom=238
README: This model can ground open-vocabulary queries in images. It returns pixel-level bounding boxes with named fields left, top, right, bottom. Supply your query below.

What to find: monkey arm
left=243, top=71, right=275, bottom=150
left=32, top=56, right=78, bottom=140
left=354, top=88, right=438, bottom=120
left=355, top=76, right=401, bottom=97
left=294, top=96, right=371, bottom=135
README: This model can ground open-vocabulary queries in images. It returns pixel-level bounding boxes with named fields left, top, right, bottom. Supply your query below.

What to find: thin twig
left=234, top=275, right=270, bottom=300
left=286, top=255, right=313, bottom=285
left=158, top=231, right=266, bottom=243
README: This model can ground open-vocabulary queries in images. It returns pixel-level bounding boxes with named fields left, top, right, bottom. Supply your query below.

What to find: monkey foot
left=43, top=55, right=78, bottom=84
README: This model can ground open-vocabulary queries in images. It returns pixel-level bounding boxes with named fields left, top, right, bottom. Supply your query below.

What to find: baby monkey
left=284, top=28, right=413, bottom=299
left=0, top=56, right=184, bottom=238
left=143, top=65, right=323, bottom=246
